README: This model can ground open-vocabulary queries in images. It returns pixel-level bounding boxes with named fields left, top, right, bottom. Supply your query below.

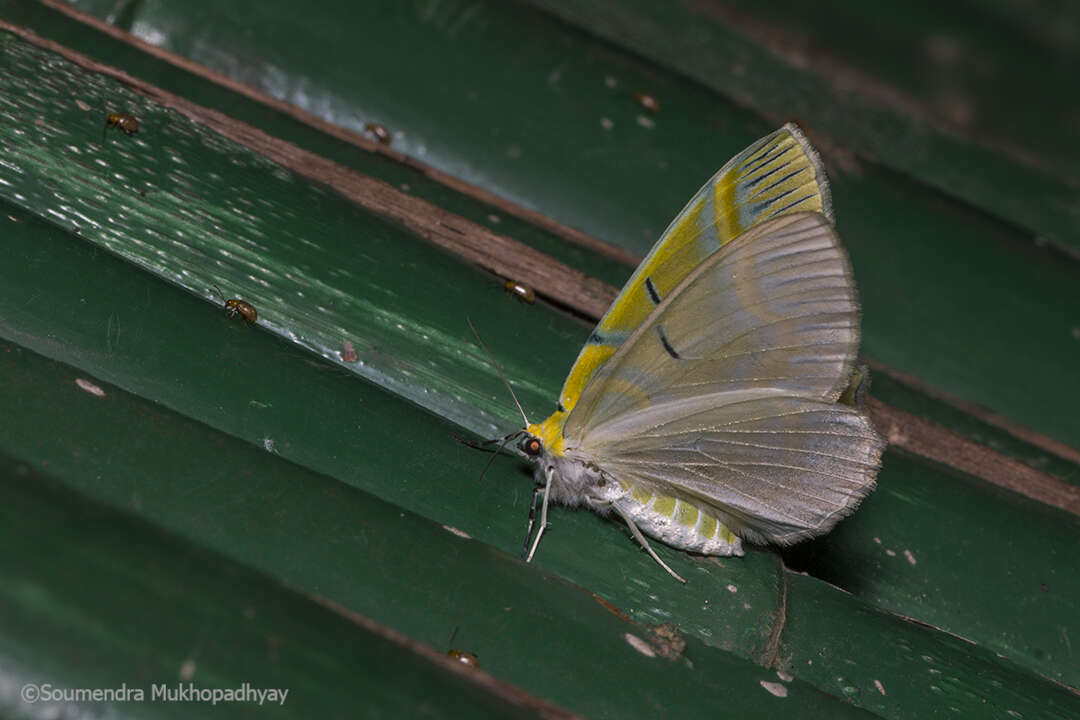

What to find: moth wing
left=586, top=396, right=883, bottom=543
left=562, top=212, right=882, bottom=542
left=566, top=212, right=859, bottom=435
left=556, top=123, right=832, bottom=414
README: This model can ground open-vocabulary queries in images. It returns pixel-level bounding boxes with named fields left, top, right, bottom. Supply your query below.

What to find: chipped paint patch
left=625, top=633, right=656, bottom=658
left=760, top=680, right=788, bottom=698
left=726, top=584, right=738, bottom=593
left=874, top=679, right=886, bottom=695
left=442, top=525, right=471, bottom=539
left=776, top=671, right=793, bottom=682
left=75, top=378, right=105, bottom=397
left=648, top=622, right=687, bottom=661
left=179, top=659, right=196, bottom=681
left=886, top=549, right=896, bottom=557
left=904, top=549, right=917, bottom=565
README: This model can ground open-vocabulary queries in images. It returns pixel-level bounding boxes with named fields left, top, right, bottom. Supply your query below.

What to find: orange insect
left=103, top=113, right=138, bottom=142
left=363, top=122, right=392, bottom=145
left=211, top=285, right=258, bottom=323
left=446, top=649, right=480, bottom=667
left=504, top=280, right=535, bottom=304
left=224, top=298, right=258, bottom=323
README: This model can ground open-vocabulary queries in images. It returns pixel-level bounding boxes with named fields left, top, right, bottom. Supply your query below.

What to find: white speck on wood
left=75, top=378, right=106, bottom=397
left=625, top=633, right=656, bottom=658
left=760, top=680, right=788, bottom=698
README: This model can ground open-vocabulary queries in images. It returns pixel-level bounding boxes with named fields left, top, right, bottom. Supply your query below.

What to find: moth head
left=519, top=433, right=543, bottom=458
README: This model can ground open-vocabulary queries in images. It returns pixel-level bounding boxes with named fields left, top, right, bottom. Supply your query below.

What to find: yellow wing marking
left=599, top=197, right=706, bottom=334
left=545, top=124, right=831, bottom=440
left=558, top=343, right=617, bottom=412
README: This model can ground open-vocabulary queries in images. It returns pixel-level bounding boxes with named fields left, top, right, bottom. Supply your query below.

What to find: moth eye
left=521, top=437, right=542, bottom=457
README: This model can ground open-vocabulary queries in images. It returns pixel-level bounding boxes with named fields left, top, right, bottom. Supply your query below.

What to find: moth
left=496, top=124, right=884, bottom=582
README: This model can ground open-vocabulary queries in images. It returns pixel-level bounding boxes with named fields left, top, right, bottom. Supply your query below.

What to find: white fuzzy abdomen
left=614, top=482, right=744, bottom=556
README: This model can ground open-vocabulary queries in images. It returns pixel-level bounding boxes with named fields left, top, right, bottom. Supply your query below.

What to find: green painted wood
left=866, top=371, right=1080, bottom=486
left=1, top=149, right=1078, bottom=717
left=0, top=461, right=551, bottom=720
left=616, top=0, right=1080, bottom=187
left=22, top=0, right=1080, bottom=454
left=0, top=5, right=1077, bottom=718
left=784, top=452, right=1080, bottom=687
left=0, top=0, right=631, bottom=291
left=522, top=0, right=1080, bottom=256
left=778, top=573, right=1077, bottom=720
left=0, top=341, right=882, bottom=720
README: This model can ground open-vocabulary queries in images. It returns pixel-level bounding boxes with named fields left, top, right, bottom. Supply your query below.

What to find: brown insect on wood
left=211, top=285, right=258, bottom=323
left=103, top=112, right=138, bottom=143
left=504, top=279, right=536, bottom=304
left=363, top=122, right=392, bottom=145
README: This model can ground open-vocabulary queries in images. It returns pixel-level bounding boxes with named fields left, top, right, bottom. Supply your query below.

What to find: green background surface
left=0, top=1, right=1077, bottom=718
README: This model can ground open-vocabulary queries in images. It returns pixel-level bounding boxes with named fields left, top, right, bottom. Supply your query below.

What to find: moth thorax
left=545, top=453, right=618, bottom=508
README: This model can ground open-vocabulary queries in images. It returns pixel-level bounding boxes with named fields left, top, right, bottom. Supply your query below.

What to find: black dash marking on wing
left=742, top=138, right=785, bottom=170
left=769, top=193, right=816, bottom=217
left=589, top=331, right=604, bottom=343
left=644, top=277, right=662, bottom=305
left=751, top=168, right=804, bottom=199
left=750, top=186, right=798, bottom=215
left=742, top=141, right=791, bottom=175
left=557, top=402, right=566, bottom=412
left=744, top=159, right=791, bottom=189
left=656, top=325, right=680, bottom=359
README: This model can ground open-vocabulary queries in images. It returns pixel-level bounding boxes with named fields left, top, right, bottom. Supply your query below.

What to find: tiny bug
left=504, top=280, right=535, bottom=304
left=445, top=627, right=479, bottom=667
left=211, top=285, right=258, bottom=323
left=363, top=122, right=392, bottom=145
left=633, top=92, right=661, bottom=114
left=341, top=340, right=357, bottom=363
left=103, top=113, right=138, bottom=143
left=446, top=649, right=480, bottom=667
left=225, top=298, right=258, bottom=323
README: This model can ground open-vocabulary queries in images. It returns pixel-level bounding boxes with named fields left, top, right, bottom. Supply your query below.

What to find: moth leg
left=519, top=485, right=542, bottom=560
left=524, top=466, right=553, bottom=563
left=612, top=504, right=687, bottom=584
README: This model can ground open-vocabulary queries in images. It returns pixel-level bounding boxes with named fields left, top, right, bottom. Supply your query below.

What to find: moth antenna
left=466, top=317, right=530, bottom=428
left=450, top=433, right=502, bottom=451
left=477, top=431, right=521, bottom=483
left=210, top=283, right=225, bottom=303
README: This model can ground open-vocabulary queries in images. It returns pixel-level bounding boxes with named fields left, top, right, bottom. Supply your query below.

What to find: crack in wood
left=759, top=555, right=789, bottom=668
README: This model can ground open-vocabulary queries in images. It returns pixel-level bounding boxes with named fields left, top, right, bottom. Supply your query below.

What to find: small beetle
left=103, top=113, right=138, bottom=143
left=363, top=122, right=392, bottom=145
left=504, top=279, right=535, bottom=304
left=224, top=298, right=258, bottom=323
left=446, top=649, right=480, bottom=667
left=211, top=285, right=258, bottom=323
